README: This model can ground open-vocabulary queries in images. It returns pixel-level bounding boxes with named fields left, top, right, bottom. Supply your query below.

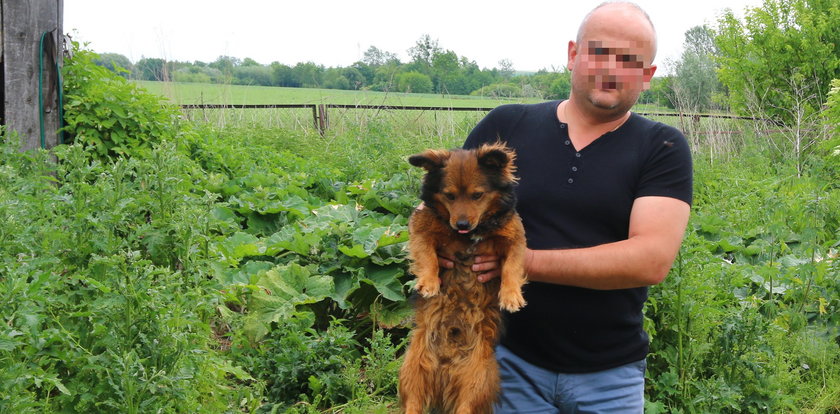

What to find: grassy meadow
left=1, top=64, right=838, bottom=414
left=137, top=80, right=539, bottom=107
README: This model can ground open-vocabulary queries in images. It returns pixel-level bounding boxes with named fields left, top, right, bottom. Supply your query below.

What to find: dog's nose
left=456, top=220, right=471, bottom=231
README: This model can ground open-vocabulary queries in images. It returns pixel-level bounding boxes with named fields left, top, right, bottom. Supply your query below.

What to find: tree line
left=93, top=0, right=838, bottom=124
left=93, top=34, right=578, bottom=101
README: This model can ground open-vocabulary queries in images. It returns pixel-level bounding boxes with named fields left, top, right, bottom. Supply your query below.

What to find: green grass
left=137, top=80, right=674, bottom=112
left=136, top=80, right=541, bottom=107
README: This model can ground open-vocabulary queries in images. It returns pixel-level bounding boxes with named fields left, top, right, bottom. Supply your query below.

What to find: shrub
left=821, top=79, right=840, bottom=174
left=62, top=41, right=184, bottom=159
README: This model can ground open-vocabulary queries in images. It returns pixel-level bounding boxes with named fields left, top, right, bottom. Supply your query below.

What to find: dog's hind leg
left=449, top=344, right=500, bottom=414
left=399, top=335, right=435, bottom=414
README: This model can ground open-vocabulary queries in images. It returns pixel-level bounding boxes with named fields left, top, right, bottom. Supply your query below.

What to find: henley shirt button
left=568, top=178, right=574, bottom=183
left=575, top=153, right=581, bottom=158
left=572, top=166, right=578, bottom=172
left=564, top=140, right=571, bottom=145
left=560, top=124, right=566, bottom=129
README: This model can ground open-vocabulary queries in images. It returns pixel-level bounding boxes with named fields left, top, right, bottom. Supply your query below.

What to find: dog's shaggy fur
left=399, top=143, right=527, bottom=414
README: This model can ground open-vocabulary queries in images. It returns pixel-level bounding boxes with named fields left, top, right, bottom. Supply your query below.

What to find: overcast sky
left=64, top=0, right=764, bottom=74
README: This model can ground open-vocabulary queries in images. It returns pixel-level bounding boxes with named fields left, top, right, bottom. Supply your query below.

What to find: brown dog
left=399, top=143, right=527, bottom=414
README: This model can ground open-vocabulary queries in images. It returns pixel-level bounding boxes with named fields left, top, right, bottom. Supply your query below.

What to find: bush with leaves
left=645, top=146, right=840, bottom=413
left=715, top=0, right=840, bottom=124
left=62, top=42, right=184, bottom=158
left=0, top=134, right=262, bottom=412
left=822, top=79, right=840, bottom=175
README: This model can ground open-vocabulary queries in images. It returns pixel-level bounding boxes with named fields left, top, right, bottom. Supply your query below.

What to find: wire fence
left=179, top=103, right=761, bottom=129
left=177, top=103, right=767, bottom=161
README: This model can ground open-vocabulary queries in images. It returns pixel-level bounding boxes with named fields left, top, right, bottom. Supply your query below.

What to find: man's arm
left=473, top=196, right=690, bottom=289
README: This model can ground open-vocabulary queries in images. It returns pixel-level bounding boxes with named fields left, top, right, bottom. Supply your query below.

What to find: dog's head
left=408, top=143, right=517, bottom=234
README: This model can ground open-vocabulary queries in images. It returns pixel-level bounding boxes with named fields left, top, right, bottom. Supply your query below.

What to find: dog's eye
left=444, top=193, right=456, bottom=201
left=471, top=192, right=484, bottom=200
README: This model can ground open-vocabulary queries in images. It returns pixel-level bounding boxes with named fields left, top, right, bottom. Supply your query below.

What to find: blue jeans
left=494, top=345, right=646, bottom=414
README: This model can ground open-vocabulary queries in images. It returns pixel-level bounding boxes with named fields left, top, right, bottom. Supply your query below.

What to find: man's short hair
left=576, top=1, right=658, bottom=62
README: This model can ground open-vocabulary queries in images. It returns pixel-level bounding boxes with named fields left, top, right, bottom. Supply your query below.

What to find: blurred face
left=568, top=6, right=657, bottom=118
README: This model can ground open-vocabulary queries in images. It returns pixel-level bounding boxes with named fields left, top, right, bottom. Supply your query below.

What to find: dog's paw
left=415, top=277, right=441, bottom=297
left=499, top=289, right=526, bottom=312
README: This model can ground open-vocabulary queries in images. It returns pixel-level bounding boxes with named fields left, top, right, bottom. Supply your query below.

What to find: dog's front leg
left=498, top=223, right=527, bottom=312
left=408, top=228, right=442, bottom=298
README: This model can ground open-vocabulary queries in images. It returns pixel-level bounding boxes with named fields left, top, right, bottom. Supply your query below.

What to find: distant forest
left=92, top=34, right=673, bottom=106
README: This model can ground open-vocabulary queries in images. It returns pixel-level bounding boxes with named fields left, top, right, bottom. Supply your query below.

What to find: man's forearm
left=525, top=236, right=678, bottom=290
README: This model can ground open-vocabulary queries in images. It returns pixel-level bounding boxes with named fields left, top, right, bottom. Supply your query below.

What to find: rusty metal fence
left=178, top=103, right=761, bottom=135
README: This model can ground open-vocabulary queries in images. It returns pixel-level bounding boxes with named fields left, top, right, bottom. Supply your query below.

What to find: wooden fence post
left=316, top=104, right=329, bottom=135
left=1, top=0, right=64, bottom=151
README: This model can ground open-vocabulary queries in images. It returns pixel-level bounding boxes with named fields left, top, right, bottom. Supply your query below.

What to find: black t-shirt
left=464, top=100, right=693, bottom=373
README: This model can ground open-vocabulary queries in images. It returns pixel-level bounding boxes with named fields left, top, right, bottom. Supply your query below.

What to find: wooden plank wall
left=1, top=0, right=64, bottom=151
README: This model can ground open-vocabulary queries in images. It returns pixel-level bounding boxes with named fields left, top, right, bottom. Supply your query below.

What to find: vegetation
left=2, top=0, right=839, bottom=412
left=93, top=34, right=575, bottom=100
left=64, top=42, right=184, bottom=158
left=714, top=0, right=840, bottom=124
left=667, top=25, right=726, bottom=112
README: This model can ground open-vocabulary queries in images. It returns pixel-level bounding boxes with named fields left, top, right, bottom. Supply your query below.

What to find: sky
left=64, top=0, right=765, bottom=75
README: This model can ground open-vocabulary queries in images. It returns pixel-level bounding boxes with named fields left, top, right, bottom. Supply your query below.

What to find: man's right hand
left=438, top=254, right=502, bottom=283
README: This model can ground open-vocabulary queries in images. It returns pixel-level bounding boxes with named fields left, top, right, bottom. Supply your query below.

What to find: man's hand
left=472, top=255, right=501, bottom=283
left=437, top=254, right=502, bottom=283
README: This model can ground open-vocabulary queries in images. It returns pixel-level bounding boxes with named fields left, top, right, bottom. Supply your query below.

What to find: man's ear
left=567, top=40, right=578, bottom=71
left=642, top=64, right=657, bottom=90
left=408, top=149, right=451, bottom=171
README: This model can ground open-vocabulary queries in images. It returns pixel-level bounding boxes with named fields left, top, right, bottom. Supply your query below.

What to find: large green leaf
left=330, top=272, right=361, bottom=310
left=244, top=263, right=334, bottom=341
left=359, top=264, right=405, bottom=302
left=265, top=226, right=322, bottom=256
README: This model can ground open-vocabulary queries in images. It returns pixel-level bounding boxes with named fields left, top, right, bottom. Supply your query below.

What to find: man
left=451, top=2, right=693, bottom=412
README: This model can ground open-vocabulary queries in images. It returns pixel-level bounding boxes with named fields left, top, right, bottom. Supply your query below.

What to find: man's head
left=567, top=2, right=658, bottom=119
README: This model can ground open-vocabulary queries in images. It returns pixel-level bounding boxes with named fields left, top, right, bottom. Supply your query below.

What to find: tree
left=396, top=72, right=433, bottom=93
left=715, top=0, right=840, bottom=124
left=822, top=79, right=840, bottom=172
left=669, top=25, right=724, bottom=112
left=271, top=62, right=297, bottom=87
left=342, top=67, right=366, bottom=89
left=241, top=57, right=261, bottom=67
left=94, top=53, right=133, bottom=77
left=371, top=61, right=401, bottom=91
left=291, top=62, right=323, bottom=88
left=233, top=65, right=272, bottom=86
left=431, top=50, right=460, bottom=94
left=639, top=77, right=675, bottom=109
left=548, top=75, right=571, bottom=100
left=408, top=34, right=441, bottom=70
left=362, top=46, right=399, bottom=67
left=350, top=61, right=375, bottom=86
left=322, top=67, right=350, bottom=90
left=497, top=59, right=515, bottom=80
left=209, top=56, right=240, bottom=81
left=135, top=57, right=166, bottom=81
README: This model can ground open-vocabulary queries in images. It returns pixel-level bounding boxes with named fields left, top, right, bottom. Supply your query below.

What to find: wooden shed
left=1, top=0, right=64, bottom=151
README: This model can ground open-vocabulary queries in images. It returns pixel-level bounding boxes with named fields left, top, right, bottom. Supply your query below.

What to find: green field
left=139, top=81, right=719, bottom=145
left=137, top=80, right=540, bottom=107
left=137, top=80, right=677, bottom=113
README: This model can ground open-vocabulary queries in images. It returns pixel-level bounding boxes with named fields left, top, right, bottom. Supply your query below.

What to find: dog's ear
left=478, top=148, right=509, bottom=170
left=408, top=149, right=451, bottom=171
left=477, top=143, right=517, bottom=180
left=477, top=144, right=514, bottom=169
